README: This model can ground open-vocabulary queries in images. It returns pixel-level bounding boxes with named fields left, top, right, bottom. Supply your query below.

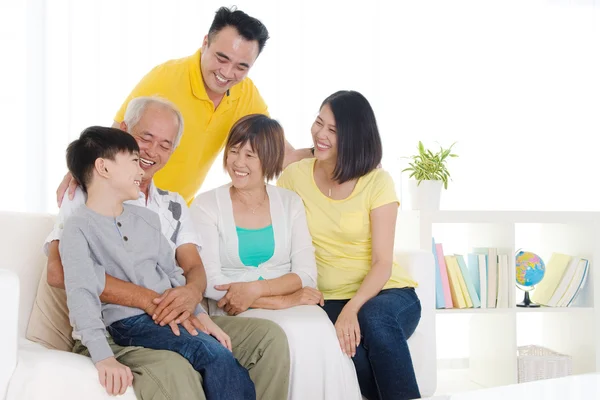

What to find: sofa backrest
left=0, top=212, right=55, bottom=337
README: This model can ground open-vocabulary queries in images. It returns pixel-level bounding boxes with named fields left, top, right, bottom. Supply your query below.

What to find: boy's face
left=104, top=151, right=145, bottom=201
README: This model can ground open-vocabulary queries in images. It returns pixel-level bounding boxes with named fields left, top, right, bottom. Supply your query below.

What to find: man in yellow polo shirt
left=57, top=6, right=311, bottom=205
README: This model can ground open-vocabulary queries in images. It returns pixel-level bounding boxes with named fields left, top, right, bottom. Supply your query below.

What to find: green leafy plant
left=402, top=141, right=458, bottom=189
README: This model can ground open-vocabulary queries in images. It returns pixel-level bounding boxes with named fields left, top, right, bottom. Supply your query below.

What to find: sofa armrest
left=395, top=250, right=437, bottom=397
left=0, top=269, right=19, bottom=399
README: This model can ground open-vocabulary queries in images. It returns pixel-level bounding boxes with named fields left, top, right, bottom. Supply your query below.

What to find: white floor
left=435, top=368, right=485, bottom=396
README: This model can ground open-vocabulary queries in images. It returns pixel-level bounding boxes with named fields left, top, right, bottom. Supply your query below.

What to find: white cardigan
left=190, top=184, right=317, bottom=303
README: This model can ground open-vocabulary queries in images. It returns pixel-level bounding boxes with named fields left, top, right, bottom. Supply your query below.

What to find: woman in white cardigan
left=190, top=115, right=361, bottom=400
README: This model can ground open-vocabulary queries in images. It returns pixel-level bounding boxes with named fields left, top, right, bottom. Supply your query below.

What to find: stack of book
left=530, top=252, right=589, bottom=307
left=433, top=239, right=513, bottom=309
left=433, top=239, right=590, bottom=309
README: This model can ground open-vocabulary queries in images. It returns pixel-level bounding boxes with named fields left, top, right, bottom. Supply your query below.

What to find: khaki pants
left=74, top=316, right=290, bottom=400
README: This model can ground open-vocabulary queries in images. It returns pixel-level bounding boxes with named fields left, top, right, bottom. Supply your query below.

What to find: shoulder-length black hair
left=321, top=90, right=383, bottom=183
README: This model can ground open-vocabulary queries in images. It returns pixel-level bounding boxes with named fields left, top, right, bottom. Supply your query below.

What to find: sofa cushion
left=7, top=339, right=136, bottom=400
left=25, top=265, right=73, bottom=351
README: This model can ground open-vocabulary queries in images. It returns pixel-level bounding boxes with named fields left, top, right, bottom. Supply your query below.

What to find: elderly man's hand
left=152, top=285, right=203, bottom=326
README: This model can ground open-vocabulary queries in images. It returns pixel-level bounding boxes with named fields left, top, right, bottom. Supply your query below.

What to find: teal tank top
left=236, top=225, right=275, bottom=268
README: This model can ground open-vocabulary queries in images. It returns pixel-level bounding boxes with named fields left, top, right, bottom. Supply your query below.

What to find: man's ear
left=95, top=158, right=110, bottom=178
left=120, top=121, right=128, bottom=132
left=202, top=34, right=209, bottom=52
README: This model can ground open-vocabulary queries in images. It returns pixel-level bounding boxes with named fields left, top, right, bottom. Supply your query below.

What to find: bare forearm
left=261, top=273, right=302, bottom=297
left=346, top=262, right=392, bottom=312
left=100, top=275, right=158, bottom=309
left=183, top=265, right=206, bottom=298
left=283, top=147, right=313, bottom=169
left=251, top=295, right=291, bottom=310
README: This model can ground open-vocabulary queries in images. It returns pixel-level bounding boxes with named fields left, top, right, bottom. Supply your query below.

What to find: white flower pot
left=407, top=179, right=443, bottom=211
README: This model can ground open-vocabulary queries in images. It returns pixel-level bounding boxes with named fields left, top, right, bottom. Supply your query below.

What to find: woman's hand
left=216, top=282, right=263, bottom=315
left=286, top=287, right=324, bottom=307
left=334, top=305, right=361, bottom=357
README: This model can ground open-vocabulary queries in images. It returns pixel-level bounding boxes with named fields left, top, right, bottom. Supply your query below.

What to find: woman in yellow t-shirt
left=278, top=91, right=421, bottom=400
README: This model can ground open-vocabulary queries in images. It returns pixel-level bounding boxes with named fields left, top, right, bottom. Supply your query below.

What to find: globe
left=515, top=250, right=545, bottom=307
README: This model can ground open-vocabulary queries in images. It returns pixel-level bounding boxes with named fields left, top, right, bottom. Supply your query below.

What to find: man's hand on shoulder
left=56, top=172, right=80, bottom=207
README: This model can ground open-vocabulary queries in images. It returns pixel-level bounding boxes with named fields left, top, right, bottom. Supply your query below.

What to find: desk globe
left=515, top=250, right=545, bottom=307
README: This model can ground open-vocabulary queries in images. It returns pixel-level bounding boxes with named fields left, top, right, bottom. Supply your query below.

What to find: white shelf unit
left=396, top=211, right=600, bottom=390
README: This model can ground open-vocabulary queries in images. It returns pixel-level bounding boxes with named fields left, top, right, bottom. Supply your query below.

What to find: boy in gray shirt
left=60, top=126, right=255, bottom=400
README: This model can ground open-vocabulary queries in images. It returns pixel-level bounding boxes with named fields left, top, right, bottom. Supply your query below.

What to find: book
left=435, top=243, right=454, bottom=308
left=566, top=260, right=590, bottom=307
left=445, top=255, right=469, bottom=308
left=546, top=257, right=581, bottom=307
left=433, top=238, right=446, bottom=308
left=456, top=254, right=481, bottom=308
left=475, top=247, right=498, bottom=308
left=531, top=253, right=572, bottom=306
left=557, top=259, right=589, bottom=307
left=478, top=254, right=488, bottom=308
left=496, top=254, right=509, bottom=308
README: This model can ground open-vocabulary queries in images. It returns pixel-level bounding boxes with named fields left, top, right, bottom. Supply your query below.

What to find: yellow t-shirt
left=115, top=50, right=268, bottom=204
left=278, top=159, right=417, bottom=300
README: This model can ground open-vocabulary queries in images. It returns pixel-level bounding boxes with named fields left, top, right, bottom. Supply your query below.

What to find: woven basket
left=517, top=345, right=572, bottom=383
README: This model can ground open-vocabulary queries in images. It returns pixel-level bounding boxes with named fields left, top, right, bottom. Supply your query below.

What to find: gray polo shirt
left=59, top=203, right=204, bottom=363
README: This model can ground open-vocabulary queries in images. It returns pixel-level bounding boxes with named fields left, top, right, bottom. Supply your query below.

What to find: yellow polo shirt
left=278, top=159, right=417, bottom=300
left=115, top=50, right=268, bottom=204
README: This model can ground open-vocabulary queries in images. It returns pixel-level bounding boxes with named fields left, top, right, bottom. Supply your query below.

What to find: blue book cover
left=433, top=238, right=445, bottom=308
left=456, top=254, right=481, bottom=308
left=467, top=253, right=480, bottom=298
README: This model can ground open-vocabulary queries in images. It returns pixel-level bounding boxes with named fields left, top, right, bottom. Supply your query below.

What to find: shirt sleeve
left=288, top=194, right=317, bottom=288
left=189, top=196, right=234, bottom=301
left=59, top=219, right=112, bottom=364
left=234, top=78, right=269, bottom=119
left=370, top=170, right=400, bottom=211
left=43, top=188, right=86, bottom=256
left=155, top=218, right=206, bottom=315
left=276, top=165, right=295, bottom=192
left=174, top=193, right=202, bottom=250
left=114, top=65, right=167, bottom=123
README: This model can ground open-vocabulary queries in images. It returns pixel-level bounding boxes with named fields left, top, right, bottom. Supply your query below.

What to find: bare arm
left=344, top=202, right=397, bottom=313
left=47, top=241, right=158, bottom=311
left=283, top=140, right=313, bottom=169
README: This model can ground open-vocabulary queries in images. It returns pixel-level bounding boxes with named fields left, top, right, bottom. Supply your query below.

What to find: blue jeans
left=108, top=314, right=255, bottom=400
left=322, top=287, right=422, bottom=400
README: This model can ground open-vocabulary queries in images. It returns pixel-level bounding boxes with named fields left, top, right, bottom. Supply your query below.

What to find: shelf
left=436, top=307, right=594, bottom=315
left=436, top=308, right=511, bottom=314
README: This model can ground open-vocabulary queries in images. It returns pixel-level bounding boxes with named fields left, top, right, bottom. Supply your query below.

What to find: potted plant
left=402, top=141, right=458, bottom=211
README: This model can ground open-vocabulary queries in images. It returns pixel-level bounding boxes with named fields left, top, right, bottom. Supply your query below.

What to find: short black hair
left=321, top=91, right=383, bottom=183
left=66, top=126, right=139, bottom=192
left=208, top=7, right=270, bottom=54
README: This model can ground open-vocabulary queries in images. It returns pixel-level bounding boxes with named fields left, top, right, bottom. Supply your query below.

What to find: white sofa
left=0, top=211, right=436, bottom=400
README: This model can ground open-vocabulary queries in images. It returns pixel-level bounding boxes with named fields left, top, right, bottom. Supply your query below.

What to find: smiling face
left=120, top=103, right=179, bottom=183
left=311, top=103, right=338, bottom=163
left=103, top=151, right=144, bottom=201
left=200, top=26, right=259, bottom=99
left=225, top=141, right=265, bottom=190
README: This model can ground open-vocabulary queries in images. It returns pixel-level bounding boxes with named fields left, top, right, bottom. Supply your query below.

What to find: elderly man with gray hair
left=43, top=96, right=290, bottom=400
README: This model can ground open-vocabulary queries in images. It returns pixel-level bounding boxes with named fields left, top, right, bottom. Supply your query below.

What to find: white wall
left=1, top=0, right=599, bottom=217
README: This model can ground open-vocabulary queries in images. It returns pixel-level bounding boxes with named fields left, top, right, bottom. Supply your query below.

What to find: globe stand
left=517, top=291, right=540, bottom=308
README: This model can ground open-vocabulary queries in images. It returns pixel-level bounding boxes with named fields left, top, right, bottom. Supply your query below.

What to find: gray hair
left=123, top=96, right=184, bottom=148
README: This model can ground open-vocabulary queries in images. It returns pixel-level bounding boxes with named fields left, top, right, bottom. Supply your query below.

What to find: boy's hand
left=197, top=313, right=232, bottom=351
left=96, top=356, right=133, bottom=396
